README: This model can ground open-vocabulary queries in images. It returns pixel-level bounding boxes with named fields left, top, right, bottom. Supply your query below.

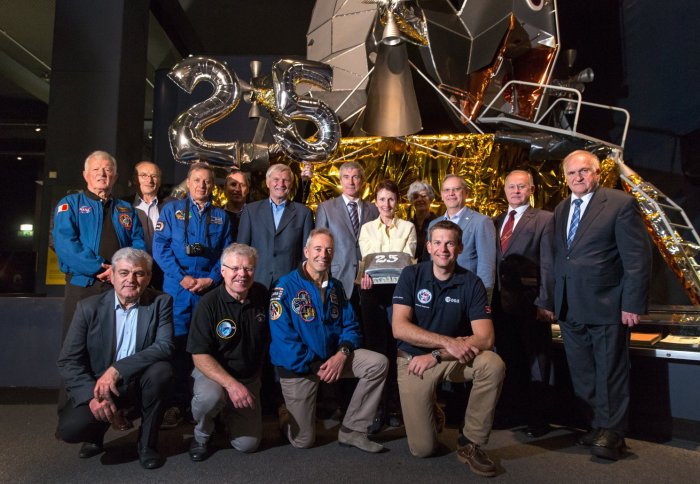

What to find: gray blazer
left=237, top=199, right=314, bottom=288
left=494, top=206, right=554, bottom=314
left=553, top=187, right=651, bottom=324
left=430, top=206, right=497, bottom=294
left=57, top=288, right=174, bottom=406
left=315, top=196, right=378, bottom=298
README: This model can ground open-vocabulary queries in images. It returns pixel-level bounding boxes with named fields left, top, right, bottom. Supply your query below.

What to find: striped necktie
left=500, top=210, right=516, bottom=252
left=567, top=199, right=583, bottom=249
left=348, top=201, right=359, bottom=237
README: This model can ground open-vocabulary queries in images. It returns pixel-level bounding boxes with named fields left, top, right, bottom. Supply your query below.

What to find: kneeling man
left=57, top=248, right=174, bottom=469
left=392, top=221, right=505, bottom=477
left=270, top=228, right=388, bottom=452
left=187, top=243, right=269, bottom=460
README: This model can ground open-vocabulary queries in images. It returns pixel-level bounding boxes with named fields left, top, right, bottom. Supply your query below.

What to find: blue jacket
left=53, top=192, right=145, bottom=287
left=269, top=266, right=361, bottom=375
left=152, top=196, right=232, bottom=284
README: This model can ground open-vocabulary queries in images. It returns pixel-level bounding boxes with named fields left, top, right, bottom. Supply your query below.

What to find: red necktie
left=500, top=210, right=516, bottom=252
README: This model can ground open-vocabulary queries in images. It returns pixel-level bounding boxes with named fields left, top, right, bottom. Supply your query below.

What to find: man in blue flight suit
left=53, top=150, right=145, bottom=339
left=270, top=228, right=388, bottom=452
left=153, top=161, right=232, bottom=427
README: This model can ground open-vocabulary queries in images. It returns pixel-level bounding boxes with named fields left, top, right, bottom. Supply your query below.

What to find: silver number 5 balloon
left=168, top=56, right=240, bottom=167
left=271, top=59, right=340, bottom=162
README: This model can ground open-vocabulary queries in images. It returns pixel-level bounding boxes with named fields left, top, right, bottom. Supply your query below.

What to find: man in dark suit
left=315, top=161, right=378, bottom=301
left=57, top=247, right=174, bottom=469
left=553, top=150, right=651, bottom=460
left=237, top=163, right=314, bottom=289
left=493, top=170, right=555, bottom=436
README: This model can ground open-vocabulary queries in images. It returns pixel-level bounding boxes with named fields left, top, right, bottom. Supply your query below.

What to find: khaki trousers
left=279, top=349, right=388, bottom=448
left=397, top=350, right=505, bottom=457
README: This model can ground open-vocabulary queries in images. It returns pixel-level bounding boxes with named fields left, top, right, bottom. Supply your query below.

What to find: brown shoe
left=457, top=443, right=497, bottom=477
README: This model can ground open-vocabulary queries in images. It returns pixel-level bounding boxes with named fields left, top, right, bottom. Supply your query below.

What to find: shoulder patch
left=155, top=221, right=164, bottom=232
left=269, top=300, right=282, bottom=320
left=57, top=203, right=69, bottom=214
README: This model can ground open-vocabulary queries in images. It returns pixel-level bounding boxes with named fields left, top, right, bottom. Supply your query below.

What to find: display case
left=552, top=305, right=700, bottom=361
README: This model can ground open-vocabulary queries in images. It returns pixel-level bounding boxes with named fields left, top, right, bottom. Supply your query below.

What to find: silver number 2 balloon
left=168, top=56, right=241, bottom=167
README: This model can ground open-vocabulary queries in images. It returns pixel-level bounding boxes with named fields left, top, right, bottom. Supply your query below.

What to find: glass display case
left=552, top=305, right=700, bottom=361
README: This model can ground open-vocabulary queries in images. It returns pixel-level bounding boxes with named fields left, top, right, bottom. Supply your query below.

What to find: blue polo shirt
left=392, top=261, right=491, bottom=356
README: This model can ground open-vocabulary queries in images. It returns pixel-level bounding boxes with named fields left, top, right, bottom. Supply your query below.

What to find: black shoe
left=525, top=423, right=553, bottom=438
left=387, top=412, right=403, bottom=428
left=576, top=428, right=601, bottom=447
left=138, top=446, right=164, bottom=469
left=78, top=442, right=104, bottom=459
left=590, top=429, right=626, bottom=461
left=189, top=438, right=211, bottom=462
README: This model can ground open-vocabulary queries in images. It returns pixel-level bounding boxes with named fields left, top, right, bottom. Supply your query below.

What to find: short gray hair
left=339, top=161, right=365, bottom=180
left=441, top=174, right=468, bottom=190
left=504, top=170, right=534, bottom=187
left=562, top=150, right=601, bottom=173
left=266, top=163, right=293, bottom=181
left=305, top=227, right=334, bottom=248
left=84, top=150, right=117, bottom=173
left=112, top=247, right=153, bottom=272
left=221, top=243, right=258, bottom=266
left=407, top=180, right=435, bottom=202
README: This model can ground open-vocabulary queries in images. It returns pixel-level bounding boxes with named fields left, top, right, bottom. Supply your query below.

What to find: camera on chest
left=185, top=243, right=206, bottom=256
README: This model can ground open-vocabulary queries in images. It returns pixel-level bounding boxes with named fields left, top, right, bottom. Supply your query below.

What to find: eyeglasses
left=138, top=173, right=160, bottom=180
left=222, top=263, right=255, bottom=274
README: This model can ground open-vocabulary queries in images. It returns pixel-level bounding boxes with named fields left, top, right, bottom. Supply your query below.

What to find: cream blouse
left=358, top=216, right=417, bottom=258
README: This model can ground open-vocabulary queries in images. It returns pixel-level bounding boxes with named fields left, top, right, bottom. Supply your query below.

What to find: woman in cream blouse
left=358, top=179, right=416, bottom=432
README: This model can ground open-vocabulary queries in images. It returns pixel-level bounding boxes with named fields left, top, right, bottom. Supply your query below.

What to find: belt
left=397, top=349, right=414, bottom=360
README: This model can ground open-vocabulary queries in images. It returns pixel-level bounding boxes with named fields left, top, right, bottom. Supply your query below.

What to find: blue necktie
left=567, top=199, right=583, bottom=249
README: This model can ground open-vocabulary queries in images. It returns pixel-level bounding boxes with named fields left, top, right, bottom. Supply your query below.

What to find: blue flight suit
left=152, top=196, right=232, bottom=337
left=53, top=191, right=145, bottom=287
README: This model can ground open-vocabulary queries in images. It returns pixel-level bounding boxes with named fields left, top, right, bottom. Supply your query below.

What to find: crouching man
left=270, top=228, right=388, bottom=452
left=392, top=221, right=505, bottom=477
left=57, top=248, right=174, bottom=469
left=187, top=243, right=269, bottom=460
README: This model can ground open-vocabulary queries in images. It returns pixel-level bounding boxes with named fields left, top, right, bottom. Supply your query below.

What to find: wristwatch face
left=431, top=349, right=441, bottom=363
left=340, top=347, right=351, bottom=356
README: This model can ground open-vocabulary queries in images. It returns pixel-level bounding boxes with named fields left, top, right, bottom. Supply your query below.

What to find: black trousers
left=57, top=360, right=173, bottom=450
left=360, top=284, right=399, bottom=415
left=493, top=299, right=553, bottom=427
left=560, top=320, right=630, bottom=434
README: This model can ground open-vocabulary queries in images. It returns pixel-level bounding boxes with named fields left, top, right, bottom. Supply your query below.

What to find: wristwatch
left=339, top=346, right=352, bottom=356
left=431, top=349, right=442, bottom=364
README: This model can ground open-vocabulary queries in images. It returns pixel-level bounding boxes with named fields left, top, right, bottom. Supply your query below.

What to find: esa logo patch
left=417, top=289, right=432, bottom=304
left=445, top=296, right=460, bottom=303
left=216, top=319, right=237, bottom=339
left=269, top=300, right=282, bottom=320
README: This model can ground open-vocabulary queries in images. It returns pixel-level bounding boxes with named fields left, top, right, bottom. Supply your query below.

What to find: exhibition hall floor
left=1, top=390, right=698, bottom=483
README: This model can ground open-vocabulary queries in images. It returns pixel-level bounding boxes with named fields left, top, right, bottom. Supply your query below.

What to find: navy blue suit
left=553, top=187, right=651, bottom=434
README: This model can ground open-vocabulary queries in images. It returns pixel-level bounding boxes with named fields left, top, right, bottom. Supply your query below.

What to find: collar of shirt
left=443, top=205, right=466, bottom=222
left=85, top=189, right=112, bottom=205
left=134, top=194, right=159, bottom=208
left=501, top=204, right=529, bottom=234
left=218, top=282, right=250, bottom=306
left=269, top=198, right=288, bottom=209
left=372, top=216, right=399, bottom=230
left=188, top=195, right=211, bottom=215
left=571, top=191, right=595, bottom=214
left=114, top=292, right=139, bottom=361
